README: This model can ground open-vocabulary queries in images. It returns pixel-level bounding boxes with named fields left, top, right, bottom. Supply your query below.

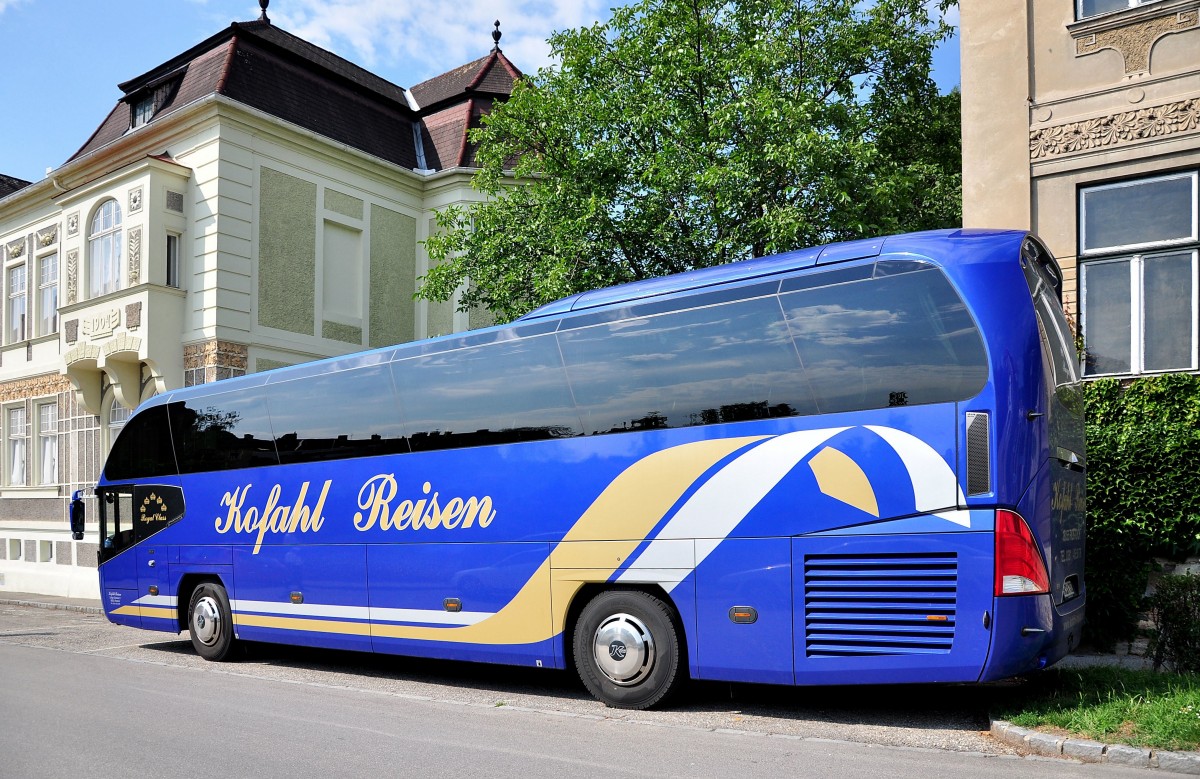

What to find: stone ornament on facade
left=66, top=250, right=79, bottom=304
left=1030, top=97, right=1200, bottom=159
left=36, top=225, right=58, bottom=247
left=6, top=238, right=25, bottom=260
left=125, top=301, right=142, bottom=330
left=1073, top=6, right=1199, bottom=76
left=64, top=319, right=79, bottom=344
left=128, top=226, right=141, bottom=284
left=129, top=186, right=143, bottom=214
left=0, top=373, right=72, bottom=404
left=80, top=308, right=122, bottom=340
left=66, top=212, right=79, bottom=237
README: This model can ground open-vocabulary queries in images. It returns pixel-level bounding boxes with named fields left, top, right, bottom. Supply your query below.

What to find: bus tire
left=573, top=590, right=683, bottom=709
left=188, top=582, right=235, bottom=661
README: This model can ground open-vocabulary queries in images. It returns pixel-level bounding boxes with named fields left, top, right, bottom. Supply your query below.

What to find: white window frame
left=36, top=250, right=58, bottom=336
left=166, top=232, right=181, bottom=288
left=88, top=199, right=123, bottom=298
left=6, top=404, right=28, bottom=487
left=7, top=263, right=26, bottom=343
left=1081, top=251, right=1200, bottom=377
left=1079, top=171, right=1198, bottom=257
left=35, top=400, right=57, bottom=487
left=1076, top=0, right=1167, bottom=20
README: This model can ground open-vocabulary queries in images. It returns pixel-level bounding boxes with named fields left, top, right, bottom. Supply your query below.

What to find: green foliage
left=420, top=0, right=960, bottom=322
left=1083, top=374, right=1200, bottom=648
left=1149, top=574, right=1200, bottom=674
left=994, top=667, right=1200, bottom=751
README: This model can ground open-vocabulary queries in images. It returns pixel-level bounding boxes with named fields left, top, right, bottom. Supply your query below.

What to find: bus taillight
left=994, top=509, right=1050, bottom=596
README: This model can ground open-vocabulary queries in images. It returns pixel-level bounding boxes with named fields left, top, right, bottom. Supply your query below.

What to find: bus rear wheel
left=573, top=590, right=683, bottom=709
left=188, top=582, right=235, bottom=661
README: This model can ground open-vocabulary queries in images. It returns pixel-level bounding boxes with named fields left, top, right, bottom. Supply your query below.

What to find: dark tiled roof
left=67, top=21, right=519, bottom=173
left=409, top=50, right=522, bottom=112
left=0, top=173, right=33, bottom=198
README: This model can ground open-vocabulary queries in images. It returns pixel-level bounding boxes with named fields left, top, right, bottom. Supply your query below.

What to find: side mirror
left=69, top=489, right=85, bottom=541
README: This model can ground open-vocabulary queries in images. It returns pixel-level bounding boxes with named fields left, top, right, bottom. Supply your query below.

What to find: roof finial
left=259, top=0, right=270, bottom=23
left=491, top=20, right=502, bottom=51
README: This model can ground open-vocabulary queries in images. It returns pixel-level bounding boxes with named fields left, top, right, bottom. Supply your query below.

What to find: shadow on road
left=140, top=637, right=1008, bottom=732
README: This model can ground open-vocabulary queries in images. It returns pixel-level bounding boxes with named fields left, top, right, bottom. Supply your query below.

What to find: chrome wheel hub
left=592, top=612, right=654, bottom=686
left=192, top=596, right=222, bottom=647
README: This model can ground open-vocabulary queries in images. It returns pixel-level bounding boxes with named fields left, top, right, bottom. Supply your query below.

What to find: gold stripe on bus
left=235, top=613, right=373, bottom=636
left=373, top=435, right=768, bottom=645
left=111, top=605, right=178, bottom=620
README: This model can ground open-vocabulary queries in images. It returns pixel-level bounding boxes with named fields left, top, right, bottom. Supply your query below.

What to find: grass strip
left=992, top=666, right=1200, bottom=752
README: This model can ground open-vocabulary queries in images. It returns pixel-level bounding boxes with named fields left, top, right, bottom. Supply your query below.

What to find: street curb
left=991, top=720, right=1200, bottom=774
left=0, top=597, right=103, bottom=616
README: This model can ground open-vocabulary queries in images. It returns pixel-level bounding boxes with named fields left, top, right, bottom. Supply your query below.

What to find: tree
left=420, top=0, right=960, bottom=323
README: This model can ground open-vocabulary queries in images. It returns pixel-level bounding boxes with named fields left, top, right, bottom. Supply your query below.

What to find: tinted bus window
left=780, top=267, right=987, bottom=414
left=392, top=333, right=582, bottom=451
left=170, top=395, right=279, bottom=473
left=559, top=296, right=818, bottom=435
left=104, top=404, right=176, bottom=480
left=266, top=365, right=409, bottom=464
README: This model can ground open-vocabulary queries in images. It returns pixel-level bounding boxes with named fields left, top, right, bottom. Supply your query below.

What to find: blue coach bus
left=73, top=228, right=1085, bottom=709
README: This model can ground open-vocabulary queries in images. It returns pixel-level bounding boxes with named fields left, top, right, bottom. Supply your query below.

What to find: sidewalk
left=0, top=591, right=102, bottom=615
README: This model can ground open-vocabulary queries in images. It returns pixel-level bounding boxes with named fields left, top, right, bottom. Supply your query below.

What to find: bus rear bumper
left=977, top=592, right=1086, bottom=682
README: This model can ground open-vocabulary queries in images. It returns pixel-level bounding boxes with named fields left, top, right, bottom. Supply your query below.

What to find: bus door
left=97, top=483, right=183, bottom=629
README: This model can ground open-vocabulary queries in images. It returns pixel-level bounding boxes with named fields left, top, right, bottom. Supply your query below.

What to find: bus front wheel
left=188, top=582, right=235, bottom=661
left=573, top=590, right=683, bottom=709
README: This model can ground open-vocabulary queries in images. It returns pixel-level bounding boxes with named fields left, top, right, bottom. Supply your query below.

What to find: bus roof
left=144, top=228, right=1028, bottom=410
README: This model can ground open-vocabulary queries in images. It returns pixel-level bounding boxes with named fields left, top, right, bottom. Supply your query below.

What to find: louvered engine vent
left=804, top=552, right=958, bottom=657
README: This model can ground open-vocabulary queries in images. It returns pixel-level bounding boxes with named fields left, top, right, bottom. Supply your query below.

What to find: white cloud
left=269, top=0, right=611, bottom=82
left=0, top=0, right=28, bottom=13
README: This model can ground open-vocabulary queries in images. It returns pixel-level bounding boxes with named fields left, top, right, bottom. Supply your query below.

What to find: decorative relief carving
left=66, top=250, right=79, bottom=305
left=6, top=238, right=25, bottom=259
left=66, top=212, right=79, bottom=237
left=65, top=319, right=79, bottom=344
left=1074, top=8, right=1199, bottom=75
left=36, top=225, right=57, bottom=247
left=81, top=308, right=121, bottom=340
left=0, top=373, right=72, bottom=403
left=183, top=340, right=249, bottom=370
left=1030, top=97, right=1200, bottom=159
left=125, top=302, right=142, bottom=330
left=128, top=186, right=143, bottom=214
left=128, top=226, right=141, bottom=285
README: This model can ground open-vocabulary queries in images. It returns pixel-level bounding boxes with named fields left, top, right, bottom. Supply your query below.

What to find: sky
left=0, top=0, right=960, bottom=184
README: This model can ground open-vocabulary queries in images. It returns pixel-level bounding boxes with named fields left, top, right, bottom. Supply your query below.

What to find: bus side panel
left=694, top=537, right=793, bottom=685
left=230, top=544, right=372, bottom=653
left=792, top=532, right=993, bottom=685
left=367, top=542, right=557, bottom=667
left=99, top=549, right=142, bottom=629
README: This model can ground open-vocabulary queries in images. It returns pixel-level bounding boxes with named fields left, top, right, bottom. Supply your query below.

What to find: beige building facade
left=0, top=16, right=516, bottom=597
left=962, top=0, right=1199, bottom=377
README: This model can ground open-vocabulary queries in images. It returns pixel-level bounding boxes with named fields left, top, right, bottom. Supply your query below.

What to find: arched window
left=88, top=199, right=122, bottom=297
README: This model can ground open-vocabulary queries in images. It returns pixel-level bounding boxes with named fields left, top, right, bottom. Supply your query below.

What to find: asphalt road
left=0, top=603, right=1147, bottom=778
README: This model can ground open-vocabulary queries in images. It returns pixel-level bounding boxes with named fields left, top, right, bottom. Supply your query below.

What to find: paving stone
left=1104, top=743, right=1152, bottom=768
left=1154, top=750, right=1200, bottom=775
left=1022, top=731, right=1064, bottom=756
left=1061, top=739, right=1106, bottom=762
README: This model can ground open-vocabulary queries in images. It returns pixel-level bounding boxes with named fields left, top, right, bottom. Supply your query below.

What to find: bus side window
left=393, top=333, right=583, bottom=452
left=558, top=295, right=817, bottom=435
left=779, top=268, right=988, bottom=414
